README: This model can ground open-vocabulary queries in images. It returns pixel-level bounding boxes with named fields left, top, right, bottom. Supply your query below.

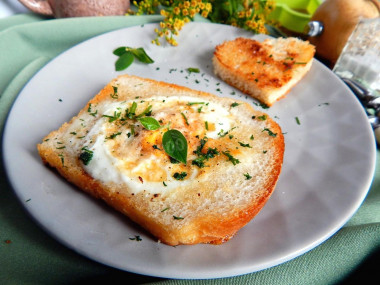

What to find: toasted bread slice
left=213, top=37, right=315, bottom=106
left=37, top=75, right=284, bottom=246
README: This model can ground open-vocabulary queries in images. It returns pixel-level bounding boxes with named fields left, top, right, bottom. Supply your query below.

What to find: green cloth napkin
left=1, top=14, right=379, bottom=285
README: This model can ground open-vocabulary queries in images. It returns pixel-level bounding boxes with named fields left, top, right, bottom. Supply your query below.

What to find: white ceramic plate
left=2, top=23, right=376, bottom=279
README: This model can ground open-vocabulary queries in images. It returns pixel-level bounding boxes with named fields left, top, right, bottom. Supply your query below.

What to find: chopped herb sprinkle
left=187, top=101, right=205, bottom=106
left=102, top=111, right=121, bottom=122
left=181, top=112, right=189, bottom=125
left=79, top=147, right=93, bottom=165
left=173, top=172, right=187, bottom=180
left=218, top=129, right=228, bottom=137
left=222, top=151, right=240, bottom=165
left=258, top=115, right=267, bottom=121
left=262, top=128, right=277, bottom=137
left=129, top=235, right=142, bottom=241
left=254, top=102, right=269, bottom=109
left=58, top=153, right=65, bottom=166
left=218, top=126, right=236, bottom=138
left=187, top=67, right=200, bottom=73
left=244, top=173, right=252, bottom=180
left=238, top=142, right=252, bottom=148
left=106, top=132, right=122, bottom=139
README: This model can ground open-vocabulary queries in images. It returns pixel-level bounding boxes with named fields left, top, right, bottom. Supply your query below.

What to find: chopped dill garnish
left=238, top=142, right=252, bottom=148
left=222, top=151, right=240, bottom=165
left=244, top=173, right=252, bottom=180
left=262, top=128, right=277, bottom=137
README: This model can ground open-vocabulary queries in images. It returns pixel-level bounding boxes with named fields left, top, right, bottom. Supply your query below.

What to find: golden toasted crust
left=37, top=75, right=284, bottom=246
left=213, top=37, right=315, bottom=106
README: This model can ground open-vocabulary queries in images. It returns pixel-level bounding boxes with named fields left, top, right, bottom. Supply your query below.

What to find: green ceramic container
left=269, top=0, right=322, bottom=33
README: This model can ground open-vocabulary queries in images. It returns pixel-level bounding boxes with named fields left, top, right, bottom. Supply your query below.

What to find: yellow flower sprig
left=129, top=0, right=276, bottom=46
left=154, top=1, right=212, bottom=46
left=208, top=0, right=276, bottom=35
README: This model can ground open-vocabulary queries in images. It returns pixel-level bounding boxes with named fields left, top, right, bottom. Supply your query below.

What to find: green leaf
left=115, top=51, right=134, bottom=71
left=113, top=46, right=127, bottom=56
left=138, top=117, right=161, bottom=130
left=162, top=129, right=188, bottom=164
left=130, top=47, right=154, bottom=64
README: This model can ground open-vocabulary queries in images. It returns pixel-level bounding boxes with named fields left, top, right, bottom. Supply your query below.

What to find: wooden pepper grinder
left=307, top=0, right=380, bottom=68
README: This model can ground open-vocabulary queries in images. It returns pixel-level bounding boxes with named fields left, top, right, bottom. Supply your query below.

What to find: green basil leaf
left=115, top=51, right=134, bottom=71
left=130, top=47, right=154, bottom=64
left=113, top=46, right=127, bottom=56
left=138, top=117, right=161, bottom=130
left=162, top=129, right=188, bottom=164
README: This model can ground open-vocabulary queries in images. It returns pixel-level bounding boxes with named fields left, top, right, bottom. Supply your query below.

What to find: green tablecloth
left=1, top=14, right=379, bottom=285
